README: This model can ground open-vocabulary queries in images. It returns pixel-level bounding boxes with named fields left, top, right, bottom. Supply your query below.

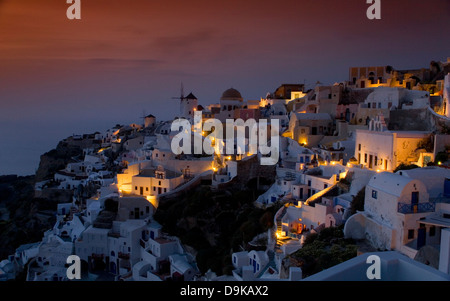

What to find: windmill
left=171, top=82, right=186, bottom=118
left=172, top=82, right=186, bottom=102
left=140, top=109, right=147, bottom=126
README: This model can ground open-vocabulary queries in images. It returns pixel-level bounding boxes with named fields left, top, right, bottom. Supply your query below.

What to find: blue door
left=417, top=227, right=426, bottom=249
left=411, top=192, right=419, bottom=213
left=411, top=192, right=419, bottom=205
left=110, top=262, right=116, bottom=275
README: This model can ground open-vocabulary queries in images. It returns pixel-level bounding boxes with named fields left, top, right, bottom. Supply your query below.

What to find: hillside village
left=1, top=59, right=450, bottom=281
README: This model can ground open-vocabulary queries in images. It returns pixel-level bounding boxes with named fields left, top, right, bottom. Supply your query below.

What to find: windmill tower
left=172, top=83, right=198, bottom=120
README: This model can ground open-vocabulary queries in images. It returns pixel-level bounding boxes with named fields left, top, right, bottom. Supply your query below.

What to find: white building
left=14, top=243, right=40, bottom=267
left=117, top=162, right=184, bottom=197
left=444, top=74, right=450, bottom=118
left=75, top=226, right=110, bottom=268
left=395, top=166, right=450, bottom=200
left=108, top=219, right=147, bottom=276
left=304, top=251, right=450, bottom=281
left=29, top=234, right=73, bottom=281
left=214, top=88, right=245, bottom=122
left=180, top=92, right=198, bottom=120
left=355, top=127, right=431, bottom=171
left=169, top=254, right=197, bottom=281
left=344, top=172, right=437, bottom=257
left=363, top=87, right=429, bottom=110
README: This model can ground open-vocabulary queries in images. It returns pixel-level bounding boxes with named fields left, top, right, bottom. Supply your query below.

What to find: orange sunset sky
left=0, top=0, right=449, bottom=175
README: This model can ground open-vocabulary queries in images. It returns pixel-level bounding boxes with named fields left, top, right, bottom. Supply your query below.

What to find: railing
left=397, top=202, right=435, bottom=214
left=118, top=252, right=130, bottom=260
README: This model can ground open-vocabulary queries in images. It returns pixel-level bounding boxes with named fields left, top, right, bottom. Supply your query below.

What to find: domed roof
left=220, top=88, right=243, bottom=102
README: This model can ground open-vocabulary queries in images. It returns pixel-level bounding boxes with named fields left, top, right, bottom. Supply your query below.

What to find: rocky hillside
left=155, top=186, right=280, bottom=276
left=0, top=175, right=56, bottom=259
left=35, top=140, right=84, bottom=182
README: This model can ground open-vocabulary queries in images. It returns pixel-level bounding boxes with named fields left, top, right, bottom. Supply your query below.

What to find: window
left=372, top=190, right=377, bottom=199
left=324, top=184, right=328, bottom=189
left=159, top=181, right=161, bottom=186
left=164, top=188, right=167, bottom=193
left=146, top=187, right=149, bottom=191
left=374, top=156, right=378, bottom=166
left=408, top=229, right=415, bottom=239
left=358, top=144, right=361, bottom=151
left=364, top=154, right=368, bottom=163
left=146, top=206, right=150, bottom=214
left=308, top=180, right=311, bottom=187
left=153, top=187, right=156, bottom=191
left=135, top=186, right=138, bottom=191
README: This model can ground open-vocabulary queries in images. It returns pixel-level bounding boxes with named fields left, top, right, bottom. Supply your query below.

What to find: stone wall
left=218, top=155, right=277, bottom=191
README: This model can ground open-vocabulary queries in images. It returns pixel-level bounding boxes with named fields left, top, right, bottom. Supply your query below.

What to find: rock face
left=35, top=141, right=83, bottom=182
left=217, top=155, right=277, bottom=191
left=0, top=176, right=56, bottom=259
left=280, top=256, right=302, bottom=279
left=414, top=245, right=440, bottom=269
left=388, top=108, right=434, bottom=131
left=155, top=186, right=277, bottom=275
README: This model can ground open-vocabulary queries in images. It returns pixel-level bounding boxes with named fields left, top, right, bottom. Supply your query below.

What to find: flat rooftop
left=136, top=168, right=182, bottom=179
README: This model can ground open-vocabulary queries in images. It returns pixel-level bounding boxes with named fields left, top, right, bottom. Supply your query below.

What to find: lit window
left=372, top=190, right=377, bottom=199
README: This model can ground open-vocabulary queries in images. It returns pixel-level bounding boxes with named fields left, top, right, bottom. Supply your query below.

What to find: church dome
left=220, top=88, right=243, bottom=102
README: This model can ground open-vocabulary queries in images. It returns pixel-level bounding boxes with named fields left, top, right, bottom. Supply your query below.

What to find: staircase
left=275, top=206, right=288, bottom=249
left=257, top=250, right=278, bottom=278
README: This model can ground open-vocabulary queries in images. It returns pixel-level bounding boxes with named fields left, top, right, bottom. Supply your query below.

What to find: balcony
left=397, top=202, right=435, bottom=214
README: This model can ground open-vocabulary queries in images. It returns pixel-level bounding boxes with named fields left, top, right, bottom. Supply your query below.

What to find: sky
left=0, top=0, right=449, bottom=175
